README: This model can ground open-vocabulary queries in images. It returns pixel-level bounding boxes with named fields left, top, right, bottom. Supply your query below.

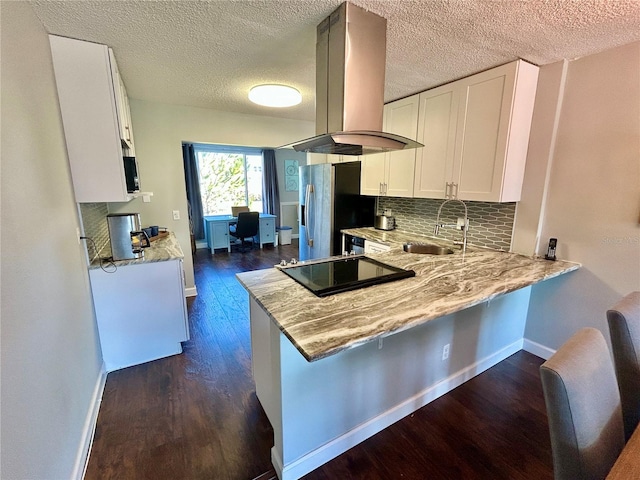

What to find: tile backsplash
left=79, top=203, right=110, bottom=260
left=378, top=197, right=516, bottom=251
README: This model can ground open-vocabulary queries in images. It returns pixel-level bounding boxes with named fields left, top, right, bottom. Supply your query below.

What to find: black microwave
left=123, top=156, right=140, bottom=193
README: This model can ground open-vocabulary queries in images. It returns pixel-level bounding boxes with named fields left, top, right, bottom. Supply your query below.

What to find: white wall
left=275, top=149, right=306, bottom=205
left=109, top=100, right=314, bottom=290
left=275, top=149, right=306, bottom=236
left=1, top=3, right=104, bottom=478
left=517, top=42, right=640, bottom=350
left=512, top=60, right=568, bottom=256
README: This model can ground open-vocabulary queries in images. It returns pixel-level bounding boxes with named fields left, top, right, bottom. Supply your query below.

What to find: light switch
left=172, top=210, right=180, bottom=220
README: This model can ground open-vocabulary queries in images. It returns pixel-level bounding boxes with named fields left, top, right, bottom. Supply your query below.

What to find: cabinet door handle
left=445, top=182, right=451, bottom=198
left=452, top=183, right=459, bottom=199
left=305, top=184, right=314, bottom=246
left=384, top=183, right=388, bottom=195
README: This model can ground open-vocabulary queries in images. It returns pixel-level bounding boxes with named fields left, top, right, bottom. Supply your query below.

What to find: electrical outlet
left=457, top=217, right=468, bottom=230
left=442, top=343, right=450, bottom=361
left=172, top=210, right=180, bottom=220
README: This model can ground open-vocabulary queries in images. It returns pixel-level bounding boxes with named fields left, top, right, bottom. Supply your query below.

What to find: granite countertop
left=342, top=226, right=433, bottom=248
left=236, top=229, right=580, bottom=362
left=89, top=232, right=184, bottom=270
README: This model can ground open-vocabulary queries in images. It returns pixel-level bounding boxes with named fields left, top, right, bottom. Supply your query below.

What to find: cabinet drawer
left=259, top=218, right=276, bottom=243
left=364, top=240, right=391, bottom=253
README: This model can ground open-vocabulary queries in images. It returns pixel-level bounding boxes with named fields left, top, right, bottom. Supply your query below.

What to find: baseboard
left=195, top=240, right=208, bottom=249
left=185, top=286, right=197, bottom=297
left=523, top=338, right=556, bottom=360
left=72, top=363, right=107, bottom=480
left=277, top=339, right=523, bottom=480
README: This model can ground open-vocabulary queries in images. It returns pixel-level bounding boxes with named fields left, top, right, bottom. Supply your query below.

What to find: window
left=194, top=145, right=263, bottom=215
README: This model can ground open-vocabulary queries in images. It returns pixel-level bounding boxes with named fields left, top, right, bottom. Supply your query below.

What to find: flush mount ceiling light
left=248, top=84, right=302, bottom=108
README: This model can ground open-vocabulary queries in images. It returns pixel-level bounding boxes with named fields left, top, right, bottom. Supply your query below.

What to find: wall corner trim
left=523, top=338, right=556, bottom=360
left=73, top=363, right=107, bottom=480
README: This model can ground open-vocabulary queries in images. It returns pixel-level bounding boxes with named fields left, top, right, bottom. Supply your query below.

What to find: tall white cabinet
left=414, top=60, right=539, bottom=202
left=49, top=35, right=138, bottom=203
left=361, top=94, right=419, bottom=197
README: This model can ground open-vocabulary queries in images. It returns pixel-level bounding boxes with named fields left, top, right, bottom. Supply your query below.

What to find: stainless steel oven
left=344, top=234, right=365, bottom=255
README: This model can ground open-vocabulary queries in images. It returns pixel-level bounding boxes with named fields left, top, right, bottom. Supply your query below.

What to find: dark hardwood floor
left=85, top=239, right=554, bottom=480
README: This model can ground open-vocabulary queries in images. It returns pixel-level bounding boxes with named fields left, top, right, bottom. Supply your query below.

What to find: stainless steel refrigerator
left=299, top=162, right=376, bottom=261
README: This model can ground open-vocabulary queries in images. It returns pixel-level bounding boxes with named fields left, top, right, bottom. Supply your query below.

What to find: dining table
left=607, top=424, right=640, bottom=479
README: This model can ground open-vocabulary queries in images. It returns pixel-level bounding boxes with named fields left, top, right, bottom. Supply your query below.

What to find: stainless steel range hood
left=282, top=2, right=422, bottom=156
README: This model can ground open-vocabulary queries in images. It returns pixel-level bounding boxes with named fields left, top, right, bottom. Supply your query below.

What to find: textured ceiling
left=30, top=0, right=640, bottom=122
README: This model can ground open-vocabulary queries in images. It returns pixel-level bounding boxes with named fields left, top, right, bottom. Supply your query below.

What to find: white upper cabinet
left=413, top=83, right=459, bottom=199
left=360, top=152, right=387, bottom=195
left=361, top=94, right=419, bottom=197
left=414, top=60, right=539, bottom=202
left=49, top=35, right=137, bottom=203
left=109, top=50, right=135, bottom=154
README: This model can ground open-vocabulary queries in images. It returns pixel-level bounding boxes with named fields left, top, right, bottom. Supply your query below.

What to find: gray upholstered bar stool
left=540, top=328, right=625, bottom=480
left=607, top=291, right=640, bottom=442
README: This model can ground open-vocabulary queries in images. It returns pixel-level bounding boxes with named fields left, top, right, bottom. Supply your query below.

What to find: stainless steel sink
left=403, top=243, right=454, bottom=255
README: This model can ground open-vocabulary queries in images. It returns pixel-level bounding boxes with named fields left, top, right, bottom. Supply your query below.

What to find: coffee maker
left=107, top=213, right=150, bottom=260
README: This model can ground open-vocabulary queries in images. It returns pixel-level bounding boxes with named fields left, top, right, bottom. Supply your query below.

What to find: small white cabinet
left=414, top=60, right=539, bottom=202
left=364, top=240, right=391, bottom=254
left=259, top=217, right=276, bottom=247
left=361, top=95, right=419, bottom=197
left=211, top=221, right=231, bottom=251
left=49, top=35, right=138, bottom=203
left=89, top=259, right=189, bottom=372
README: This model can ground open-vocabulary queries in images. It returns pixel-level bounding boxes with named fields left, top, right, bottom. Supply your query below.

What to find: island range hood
left=282, top=2, right=423, bottom=156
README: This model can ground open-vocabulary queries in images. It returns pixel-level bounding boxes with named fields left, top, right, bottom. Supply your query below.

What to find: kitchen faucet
left=434, top=199, right=468, bottom=254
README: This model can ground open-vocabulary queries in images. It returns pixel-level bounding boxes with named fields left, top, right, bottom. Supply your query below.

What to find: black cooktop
left=280, top=256, right=415, bottom=297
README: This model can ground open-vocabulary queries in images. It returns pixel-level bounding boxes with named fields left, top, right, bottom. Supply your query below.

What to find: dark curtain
left=262, top=149, right=281, bottom=230
left=182, top=143, right=205, bottom=240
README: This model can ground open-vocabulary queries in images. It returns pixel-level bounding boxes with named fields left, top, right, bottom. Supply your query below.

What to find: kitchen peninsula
left=237, top=234, right=579, bottom=479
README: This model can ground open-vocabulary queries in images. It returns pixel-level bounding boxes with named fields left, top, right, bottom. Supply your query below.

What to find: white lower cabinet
left=89, top=259, right=189, bottom=372
left=414, top=60, right=539, bottom=202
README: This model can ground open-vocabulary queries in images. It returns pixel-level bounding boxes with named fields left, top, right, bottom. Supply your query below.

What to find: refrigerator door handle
left=305, top=184, right=314, bottom=247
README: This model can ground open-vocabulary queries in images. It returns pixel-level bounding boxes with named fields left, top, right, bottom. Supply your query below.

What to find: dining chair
left=607, top=291, right=640, bottom=441
left=229, top=211, right=259, bottom=252
left=540, top=327, right=625, bottom=480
